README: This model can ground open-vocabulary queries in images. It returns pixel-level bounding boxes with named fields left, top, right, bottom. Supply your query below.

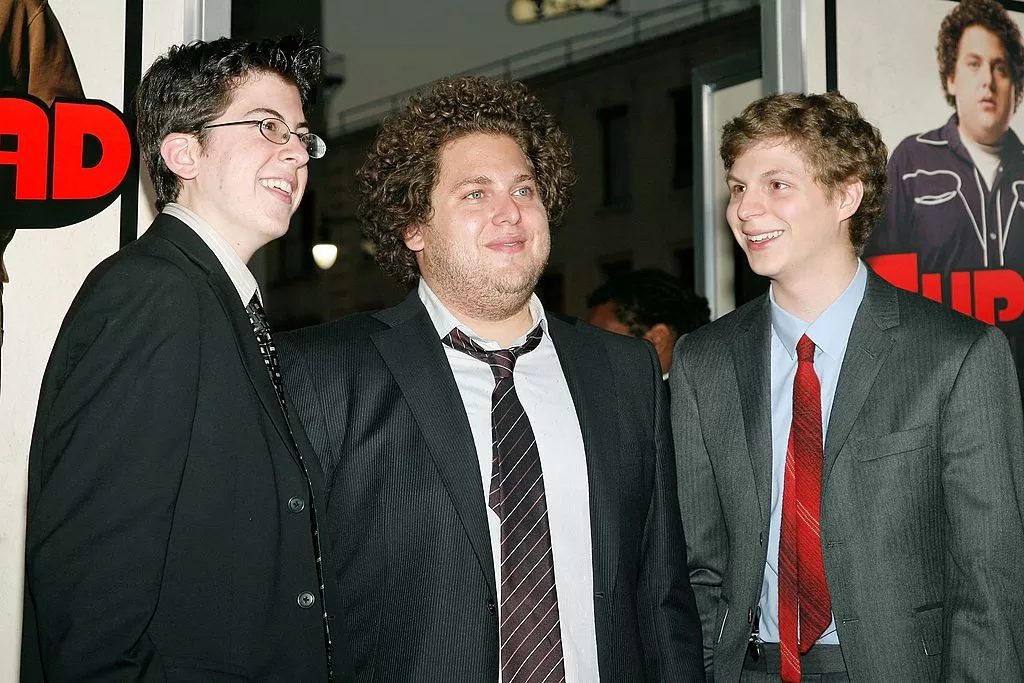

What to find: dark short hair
left=135, top=35, right=322, bottom=211
left=719, top=91, right=888, bottom=255
left=587, top=268, right=710, bottom=338
left=938, top=0, right=1024, bottom=109
left=356, top=76, right=576, bottom=285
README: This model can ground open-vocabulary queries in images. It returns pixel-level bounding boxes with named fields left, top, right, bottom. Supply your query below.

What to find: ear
left=159, top=132, right=200, bottom=181
left=403, top=224, right=425, bottom=252
left=642, top=323, right=675, bottom=357
left=642, top=323, right=677, bottom=375
left=837, top=178, right=864, bottom=224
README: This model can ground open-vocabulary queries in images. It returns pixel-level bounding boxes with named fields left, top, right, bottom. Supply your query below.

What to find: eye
left=513, top=187, right=533, bottom=198
left=728, top=184, right=745, bottom=196
left=770, top=180, right=789, bottom=191
left=261, top=119, right=283, bottom=134
left=996, top=64, right=1009, bottom=77
left=465, top=190, right=483, bottom=200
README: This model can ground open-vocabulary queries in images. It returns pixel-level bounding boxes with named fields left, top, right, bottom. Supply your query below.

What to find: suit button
left=487, top=599, right=496, bottom=616
left=287, top=496, right=306, bottom=513
left=297, top=591, right=316, bottom=609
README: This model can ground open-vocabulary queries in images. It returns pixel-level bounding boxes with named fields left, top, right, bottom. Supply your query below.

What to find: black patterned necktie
left=244, top=294, right=335, bottom=682
left=443, top=324, right=566, bottom=683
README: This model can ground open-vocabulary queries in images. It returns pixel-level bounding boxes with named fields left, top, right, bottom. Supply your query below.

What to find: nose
left=493, top=192, right=522, bottom=225
left=280, top=133, right=310, bottom=165
left=734, top=190, right=764, bottom=222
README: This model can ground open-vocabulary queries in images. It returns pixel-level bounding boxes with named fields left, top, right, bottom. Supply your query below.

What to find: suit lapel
left=732, top=297, right=774, bottom=524
left=151, top=216, right=300, bottom=464
left=371, top=293, right=497, bottom=599
left=822, top=272, right=898, bottom=484
left=546, top=316, right=621, bottom=600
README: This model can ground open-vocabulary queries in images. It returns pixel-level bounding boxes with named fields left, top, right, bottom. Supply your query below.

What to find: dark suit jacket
left=671, top=271, right=1024, bottom=681
left=278, top=291, right=704, bottom=682
left=22, top=214, right=333, bottom=681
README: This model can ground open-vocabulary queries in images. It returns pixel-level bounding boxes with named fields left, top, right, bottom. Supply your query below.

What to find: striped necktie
left=443, top=325, right=566, bottom=683
left=778, top=334, right=832, bottom=682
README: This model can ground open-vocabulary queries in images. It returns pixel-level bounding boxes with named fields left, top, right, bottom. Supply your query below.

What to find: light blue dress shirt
left=758, top=260, right=868, bottom=645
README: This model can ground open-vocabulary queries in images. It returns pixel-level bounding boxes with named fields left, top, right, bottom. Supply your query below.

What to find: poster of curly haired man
left=831, top=0, right=1024, bottom=390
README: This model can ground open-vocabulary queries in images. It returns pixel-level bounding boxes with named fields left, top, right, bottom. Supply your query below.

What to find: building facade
left=265, top=4, right=761, bottom=328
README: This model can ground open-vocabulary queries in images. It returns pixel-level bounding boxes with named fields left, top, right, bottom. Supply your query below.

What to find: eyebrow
left=727, top=168, right=796, bottom=183
left=448, top=173, right=534, bottom=193
left=243, top=107, right=309, bottom=130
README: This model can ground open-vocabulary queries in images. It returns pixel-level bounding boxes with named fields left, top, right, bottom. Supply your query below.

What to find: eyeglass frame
left=201, top=117, right=327, bottom=159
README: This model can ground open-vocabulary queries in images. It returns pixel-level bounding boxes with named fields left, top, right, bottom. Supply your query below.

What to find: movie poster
left=0, top=0, right=192, bottom=673
left=826, top=0, right=1024, bottom=388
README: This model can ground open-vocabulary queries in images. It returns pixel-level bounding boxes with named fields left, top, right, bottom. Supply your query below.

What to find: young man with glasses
left=21, top=35, right=336, bottom=681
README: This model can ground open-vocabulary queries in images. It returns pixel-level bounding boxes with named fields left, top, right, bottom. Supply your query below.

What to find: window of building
left=673, top=247, right=695, bottom=290
left=600, top=257, right=633, bottom=282
left=672, top=87, right=694, bottom=189
left=598, top=105, right=630, bottom=206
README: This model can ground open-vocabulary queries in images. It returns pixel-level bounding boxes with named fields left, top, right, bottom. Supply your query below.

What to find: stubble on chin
left=429, top=254, right=548, bottom=323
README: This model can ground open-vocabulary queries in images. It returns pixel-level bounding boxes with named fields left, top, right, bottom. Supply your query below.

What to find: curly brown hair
left=356, top=76, right=576, bottom=285
left=720, top=91, right=889, bottom=255
left=938, top=0, right=1024, bottom=109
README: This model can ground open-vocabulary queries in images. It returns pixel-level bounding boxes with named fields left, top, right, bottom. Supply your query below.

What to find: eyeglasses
left=202, top=117, right=327, bottom=159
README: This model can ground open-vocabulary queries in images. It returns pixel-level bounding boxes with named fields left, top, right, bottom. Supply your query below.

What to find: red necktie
left=778, top=334, right=832, bottom=682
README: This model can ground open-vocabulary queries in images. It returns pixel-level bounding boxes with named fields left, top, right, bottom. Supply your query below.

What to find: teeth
left=260, top=178, right=293, bottom=194
left=748, top=230, right=782, bottom=243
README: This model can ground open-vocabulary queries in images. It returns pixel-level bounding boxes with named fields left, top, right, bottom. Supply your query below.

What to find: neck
left=448, top=301, right=535, bottom=348
left=772, top=255, right=859, bottom=322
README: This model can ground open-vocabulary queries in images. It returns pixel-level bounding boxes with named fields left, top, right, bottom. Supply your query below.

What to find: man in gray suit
left=672, top=91, right=1024, bottom=681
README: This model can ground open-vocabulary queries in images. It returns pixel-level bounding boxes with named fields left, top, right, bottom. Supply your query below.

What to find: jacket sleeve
left=637, top=342, right=706, bottom=682
left=939, top=325, right=1024, bottom=679
left=23, top=259, right=200, bottom=681
left=669, top=337, right=728, bottom=680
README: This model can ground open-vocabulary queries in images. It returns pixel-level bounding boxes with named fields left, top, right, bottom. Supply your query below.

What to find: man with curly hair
left=21, top=36, right=337, bottom=681
left=278, top=75, right=705, bottom=682
left=673, top=90, right=1024, bottom=681
left=866, top=0, right=1024, bottom=387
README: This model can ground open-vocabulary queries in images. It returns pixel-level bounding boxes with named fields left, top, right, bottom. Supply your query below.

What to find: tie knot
left=443, top=324, right=544, bottom=382
left=796, top=334, right=816, bottom=363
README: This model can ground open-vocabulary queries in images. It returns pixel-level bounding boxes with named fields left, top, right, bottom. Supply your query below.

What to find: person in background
left=587, top=267, right=710, bottom=378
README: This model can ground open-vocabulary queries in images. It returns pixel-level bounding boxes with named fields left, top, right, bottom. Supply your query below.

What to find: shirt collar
left=417, top=278, right=547, bottom=350
left=769, top=259, right=867, bottom=361
left=163, top=202, right=260, bottom=305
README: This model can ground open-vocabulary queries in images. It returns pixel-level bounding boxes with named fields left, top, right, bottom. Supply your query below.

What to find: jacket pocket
left=856, top=425, right=934, bottom=462
left=914, top=602, right=943, bottom=656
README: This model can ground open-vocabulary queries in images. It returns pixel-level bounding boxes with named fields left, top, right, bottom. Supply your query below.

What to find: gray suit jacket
left=670, top=271, right=1024, bottom=682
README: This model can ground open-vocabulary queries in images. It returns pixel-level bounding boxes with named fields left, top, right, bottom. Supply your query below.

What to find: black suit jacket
left=278, top=291, right=704, bottom=682
left=22, top=215, right=333, bottom=681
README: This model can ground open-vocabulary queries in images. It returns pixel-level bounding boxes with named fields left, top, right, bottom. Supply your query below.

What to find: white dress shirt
left=163, top=203, right=260, bottom=306
left=418, top=279, right=600, bottom=683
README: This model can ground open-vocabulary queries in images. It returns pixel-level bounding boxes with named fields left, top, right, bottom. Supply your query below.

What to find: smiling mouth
left=747, top=230, right=783, bottom=243
left=259, top=178, right=294, bottom=197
